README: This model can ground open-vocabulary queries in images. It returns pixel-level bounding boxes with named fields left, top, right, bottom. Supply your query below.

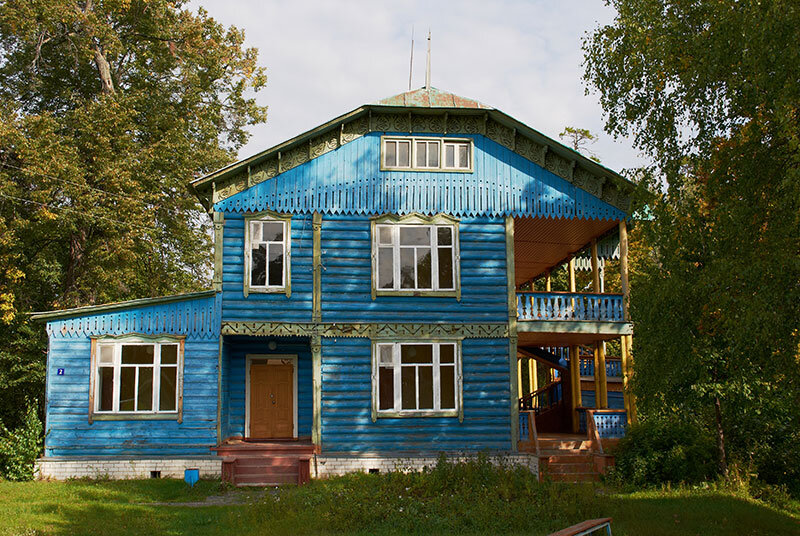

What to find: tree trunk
left=64, top=229, right=87, bottom=306
left=714, top=394, right=729, bottom=478
left=93, top=44, right=115, bottom=95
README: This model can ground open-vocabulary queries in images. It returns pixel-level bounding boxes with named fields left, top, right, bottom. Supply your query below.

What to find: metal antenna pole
left=408, top=27, right=414, bottom=90
left=425, top=29, right=431, bottom=88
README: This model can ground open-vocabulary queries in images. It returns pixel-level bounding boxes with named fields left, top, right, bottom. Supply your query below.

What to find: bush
left=0, top=401, right=43, bottom=481
left=606, top=418, right=717, bottom=487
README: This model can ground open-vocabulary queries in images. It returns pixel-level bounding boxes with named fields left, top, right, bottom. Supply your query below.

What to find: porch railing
left=579, top=358, right=622, bottom=377
left=577, top=407, right=627, bottom=438
left=519, top=379, right=562, bottom=412
left=516, top=292, right=625, bottom=322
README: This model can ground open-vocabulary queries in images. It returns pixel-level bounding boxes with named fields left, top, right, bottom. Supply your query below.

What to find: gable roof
left=190, top=87, right=634, bottom=215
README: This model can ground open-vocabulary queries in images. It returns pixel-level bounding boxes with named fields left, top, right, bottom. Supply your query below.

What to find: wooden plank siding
left=319, top=215, right=508, bottom=323
left=221, top=336, right=313, bottom=439
left=43, top=295, right=221, bottom=457
left=320, top=337, right=511, bottom=454
left=213, top=133, right=625, bottom=222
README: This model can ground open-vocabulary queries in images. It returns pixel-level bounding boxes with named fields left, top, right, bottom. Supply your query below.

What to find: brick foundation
left=312, top=453, right=539, bottom=478
left=35, top=457, right=222, bottom=480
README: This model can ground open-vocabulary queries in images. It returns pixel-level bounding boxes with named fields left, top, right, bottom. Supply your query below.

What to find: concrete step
left=235, top=472, right=298, bottom=486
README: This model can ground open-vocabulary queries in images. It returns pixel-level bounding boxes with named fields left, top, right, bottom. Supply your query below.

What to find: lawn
left=1, top=461, right=798, bottom=536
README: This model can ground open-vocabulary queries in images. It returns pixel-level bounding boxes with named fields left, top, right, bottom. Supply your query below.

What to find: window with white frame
left=375, top=342, right=459, bottom=415
left=94, top=339, right=181, bottom=414
left=382, top=136, right=472, bottom=171
left=375, top=223, right=457, bottom=292
left=248, top=217, right=288, bottom=290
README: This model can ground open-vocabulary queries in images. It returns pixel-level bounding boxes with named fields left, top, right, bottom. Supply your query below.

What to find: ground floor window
left=93, top=337, right=182, bottom=416
left=374, top=341, right=461, bottom=416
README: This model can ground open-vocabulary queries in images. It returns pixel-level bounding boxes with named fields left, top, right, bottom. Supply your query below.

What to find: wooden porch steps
left=537, top=434, right=605, bottom=483
left=213, top=440, right=314, bottom=487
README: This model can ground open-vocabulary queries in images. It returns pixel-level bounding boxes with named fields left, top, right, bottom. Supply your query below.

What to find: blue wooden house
left=33, top=88, right=634, bottom=484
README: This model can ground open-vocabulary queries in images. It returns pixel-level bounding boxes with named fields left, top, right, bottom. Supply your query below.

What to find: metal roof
left=30, top=290, right=216, bottom=321
left=375, top=87, right=491, bottom=109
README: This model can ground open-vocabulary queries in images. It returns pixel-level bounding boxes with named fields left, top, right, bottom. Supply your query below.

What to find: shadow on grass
left=607, top=490, right=800, bottom=536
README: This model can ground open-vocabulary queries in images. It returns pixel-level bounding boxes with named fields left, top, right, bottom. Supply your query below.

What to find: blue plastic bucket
left=184, top=468, right=200, bottom=487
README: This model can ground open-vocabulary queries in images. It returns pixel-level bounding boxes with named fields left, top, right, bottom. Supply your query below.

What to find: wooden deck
left=213, top=439, right=314, bottom=486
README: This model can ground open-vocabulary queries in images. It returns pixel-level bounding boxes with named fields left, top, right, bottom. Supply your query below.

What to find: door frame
left=245, top=354, right=298, bottom=439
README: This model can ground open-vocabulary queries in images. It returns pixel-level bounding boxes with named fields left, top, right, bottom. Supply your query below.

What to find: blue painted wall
left=44, top=295, right=220, bottom=457
left=221, top=336, right=312, bottom=439
left=320, top=337, right=511, bottom=454
left=214, top=133, right=625, bottom=222
left=221, top=213, right=314, bottom=323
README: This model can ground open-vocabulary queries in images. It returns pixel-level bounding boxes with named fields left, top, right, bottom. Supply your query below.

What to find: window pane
left=459, top=144, right=469, bottom=168
left=378, top=247, right=394, bottom=289
left=120, top=368, right=135, bottom=411
left=427, top=142, right=439, bottom=167
left=378, top=226, right=393, bottom=245
left=401, top=367, right=416, bottom=410
left=379, top=345, right=393, bottom=365
left=398, top=141, right=410, bottom=166
left=121, top=345, right=154, bottom=365
left=400, top=227, right=430, bottom=246
left=418, top=366, right=433, bottom=409
left=268, top=243, right=284, bottom=286
left=440, top=344, right=455, bottom=364
left=99, top=367, right=114, bottom=411
left=99, top=345, right=114, bottom=365
left=445, top=144, right=455, bottom=167
left=417, top=248, right=432, bottom=289
left=161, top=344, right=178, bottom=365
left=379, top=367, right=394, bottom=410
left=137, top=367, right=153, bottom=411
left=400, top=248, right=415, bottom=289
left=385, top=141, right=397, bottom=167
left=437, top=227, right=452, bottom=246
left=438, top=247, right=453, bottom=289
left=262, top=222, right=284, bottom=242
left=160, top=367, right=177, bottom=411
left=251, top=244, right=267, bottom=286
left=440, top=365, right=455, bottom=409
left=416, top=141, right=427, bottom=167
left=249, top=221, right=262, bottom=243
left=401, top=344, right=433, bottom=364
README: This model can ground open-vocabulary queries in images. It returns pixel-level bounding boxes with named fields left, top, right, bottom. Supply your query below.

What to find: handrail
left=579, top=358, right=622, bottom=377
left=517, top=291, right=626, bottom=322
left=519, top=378, right=562, bottom=411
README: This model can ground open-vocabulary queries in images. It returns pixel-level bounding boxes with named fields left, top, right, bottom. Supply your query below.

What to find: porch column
left=517, top=357, right=523, bottom=399
left=545, top=270, right=552, bottom=292
left=594, top=341, right=608, bottom=408
left=619, top=220, right=637, bottom=422
left=528, top=358, right=537, bottom=394
left=591, top=238, right=600, bottom=292
left=505, top=216, right=519, bottom=449
left=569, top=344, right=582, bottom=433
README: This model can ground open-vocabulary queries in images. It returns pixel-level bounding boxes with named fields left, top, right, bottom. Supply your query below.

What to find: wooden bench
left=547, top=517, right=613, bottom=536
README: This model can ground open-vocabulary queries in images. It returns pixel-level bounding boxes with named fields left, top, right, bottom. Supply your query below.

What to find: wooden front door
left=249, top=361, right=294, bottom=439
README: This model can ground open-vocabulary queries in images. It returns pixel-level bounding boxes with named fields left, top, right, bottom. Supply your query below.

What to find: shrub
left=0, top=401, right=43, bottom=481
left=606, top=418, right=717, bottom=487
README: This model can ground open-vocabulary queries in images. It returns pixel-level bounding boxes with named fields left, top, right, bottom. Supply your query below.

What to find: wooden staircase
left=213, top=440, right=314, bottom=486
left=537, top=434, right=602, bottom=483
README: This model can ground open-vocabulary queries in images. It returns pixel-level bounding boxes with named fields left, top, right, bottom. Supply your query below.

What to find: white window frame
left=371, top=214, right=461, bottom=298
left=90, top=335, right=184, bottom=420
left=243, top=210, right=292, bottom=298
left=371, top=341, right=463, bottom=419
left=381, top=136, right=473, bottom=172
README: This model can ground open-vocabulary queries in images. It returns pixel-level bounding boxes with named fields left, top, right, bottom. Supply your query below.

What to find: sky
left=189, top=0, right=649, bottom=173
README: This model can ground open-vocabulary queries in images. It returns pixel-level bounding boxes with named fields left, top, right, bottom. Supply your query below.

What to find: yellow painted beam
left=595, top=341, right=609, bottom=408
left=591, top=238, right=600, bottom=293
left=570, top=344, right=582, bottom=433
left=545, top=270, right=552, bottom=292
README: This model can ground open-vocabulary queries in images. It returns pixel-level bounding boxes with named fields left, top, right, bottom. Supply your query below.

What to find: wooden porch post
left=517, top=357, right=523, bottom=399
left=311, top=334, right=322, bottom=448
left=505, top=216, right=519, bottom=449
left=619, top=220, right=637, bottom=422
left=568, top=258, right=576, bottom=292
left=594, top=342, right=609, bottom=408
left=528, top=358, right=537, bottom=394
left=545, top=270, right=552, bottom=292
left=591, top=238, right=600, bottom=292
left=570, top=344, right=582, bottom=433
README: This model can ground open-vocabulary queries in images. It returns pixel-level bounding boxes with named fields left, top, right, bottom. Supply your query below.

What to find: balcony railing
left=516, top=292, right=625, bottom=322
left=579, top=358, right=622, bottom=377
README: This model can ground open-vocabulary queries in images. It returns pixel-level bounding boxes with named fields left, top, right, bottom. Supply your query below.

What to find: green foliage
left=607, top=418, right=717, bottom=487
left=0, top=1, right=266, bottom=428
left=584, top=0, right=800, bottom=488
left=559, top=126, right=600, bottom=162
left=0, top=402, right=43, bottom=481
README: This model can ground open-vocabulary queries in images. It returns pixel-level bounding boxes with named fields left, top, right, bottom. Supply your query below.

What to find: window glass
left=400, top=227, right=430, bottom=246
left=397, top=141, right=410, bottom=166
left=249, top=218, right=287, bottom=289
left=401, top=366, right=416, bottom=409
left=416, top=248, right=432, bottom=289
left=99, top=367, right=114, bottom=411
left=119, top=367, right=136, bottom=411
left=262, top=222, right=283, bottom=242
left=427, top=142, right=439, bottom=167
left=401, top=344, right=433, bottom=364
left=378, top=248, right=394, bottom=289
left=415, top=141, right=427, bottom=168
left=376, top=223, right=456, bottom=292
left=268, top=243, right=284, bottom=286
left=159, top=367, right=177, bottom=411
left=458, top=144, right=469, bottom=168
left=445, top=144, right=456, bottom=168
left=99, top=345, right=114, bottom=365
left=379, top=367, right=394, bottom=410
left=378, top=226, right=393, bottom=245
left=137, top=367, right=153, bottom=411
left=251, top=244, right=267, bottom=286
left=161, top=344, right=178, bottom=365
left=438, top=248, right=453, bottom=289
left=122, top=345, right=154, bottom=365
left=400, top=248, right=415, bottom=289
left=383, top=137, right=470, bottom=170
left=418, top=366, right=434, bottom=409
left=440, top=365, right=455, bottom=409
left=385, top=141, right=397, bottom=167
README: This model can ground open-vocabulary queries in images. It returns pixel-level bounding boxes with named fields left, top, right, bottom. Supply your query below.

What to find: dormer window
left=243, top=211, right=292, bottom=297
left=381, top=136, right=472, bottom=172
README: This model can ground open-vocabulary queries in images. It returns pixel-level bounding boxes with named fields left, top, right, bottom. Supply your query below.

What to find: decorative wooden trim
left=312, top=212, right=322, bottom=323
left=91, top=414, right=180, bottom=421
left=213, top=212, right=225, bottom=292
left=505, top=216, right=519, bottom=450
left=89, top=338, right=97, bottom=424
left=311, top=335, right=322, bottom=446
left=177, top=338, right=185, bottom=424
left=216, top=335, right=223, bottom=443
left=243, top=210, right=293, bottom=298
left=221, top=321, right=508, bottom=339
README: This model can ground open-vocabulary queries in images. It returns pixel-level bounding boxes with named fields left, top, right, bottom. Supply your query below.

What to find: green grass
left=0, top=461, right=798, bottom=536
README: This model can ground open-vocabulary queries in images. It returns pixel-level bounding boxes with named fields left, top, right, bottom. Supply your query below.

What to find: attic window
left=382, top=137, right=472, bottom=172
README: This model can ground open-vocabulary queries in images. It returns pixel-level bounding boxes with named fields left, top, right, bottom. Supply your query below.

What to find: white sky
left=190, top=0, right=648, bottom=173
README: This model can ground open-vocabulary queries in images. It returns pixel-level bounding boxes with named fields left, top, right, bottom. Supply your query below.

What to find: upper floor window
left=243, top=211, right=292, bottom=297
left=93, top=338, right=182, bottom=416
left=372, top=215, right=460, bottom=296
left=381, top=136, right=472, bottom=172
